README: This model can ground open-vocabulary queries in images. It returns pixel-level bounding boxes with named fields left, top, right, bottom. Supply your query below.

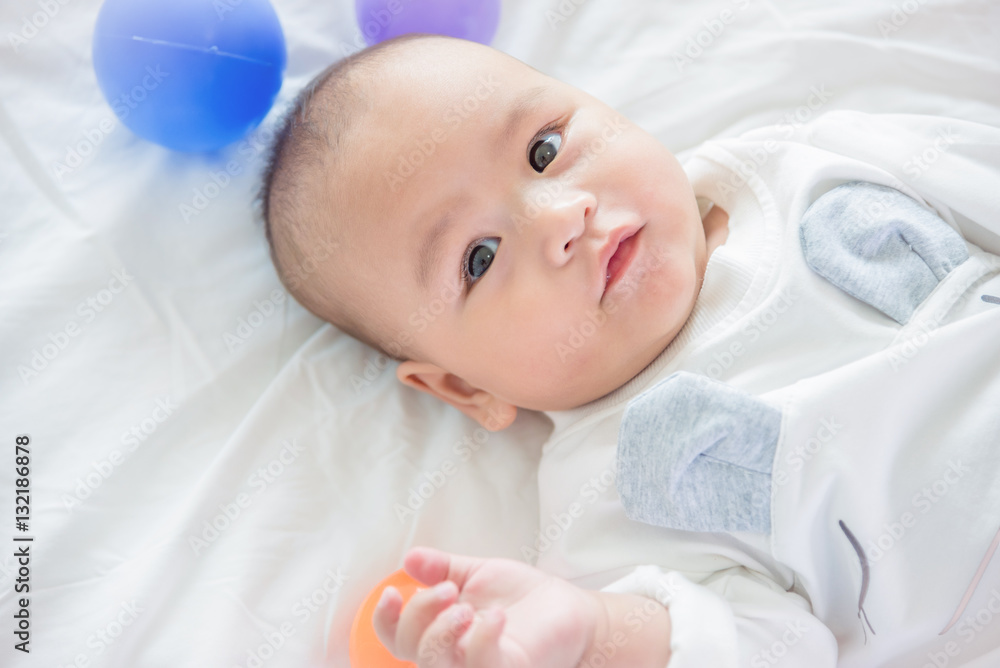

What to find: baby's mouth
left=604, top=228, right=641, bottom=296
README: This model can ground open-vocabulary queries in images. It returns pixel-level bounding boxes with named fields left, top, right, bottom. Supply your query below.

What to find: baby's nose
left=531, top=189, right=595, bottom=264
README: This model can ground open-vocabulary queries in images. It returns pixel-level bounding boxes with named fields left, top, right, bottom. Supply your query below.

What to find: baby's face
left=333, top=37, right=709, bottom=427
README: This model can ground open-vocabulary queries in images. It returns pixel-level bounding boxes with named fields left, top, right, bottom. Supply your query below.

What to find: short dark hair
left=257, top=33, right=439, bottom=363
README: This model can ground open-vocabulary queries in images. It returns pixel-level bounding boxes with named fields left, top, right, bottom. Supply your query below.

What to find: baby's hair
left=257, top=33, right=439, bottom=363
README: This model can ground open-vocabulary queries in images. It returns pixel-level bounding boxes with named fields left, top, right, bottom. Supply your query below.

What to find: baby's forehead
left=369, top=38, right=546, bottom=105
left=325, top=39, right=566, bottom=226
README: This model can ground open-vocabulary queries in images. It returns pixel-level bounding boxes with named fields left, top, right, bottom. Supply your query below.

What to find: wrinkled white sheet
left=0, top=0, right=997, bottom=666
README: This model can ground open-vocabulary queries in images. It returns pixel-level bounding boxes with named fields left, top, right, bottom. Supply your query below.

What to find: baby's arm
left=374, top=546, right=673, bottom=667
left=375, top=547, right=836, bottom=667
left=582, top=589, right=673, bottom=667
left=602, top=564, right=841, bottom=667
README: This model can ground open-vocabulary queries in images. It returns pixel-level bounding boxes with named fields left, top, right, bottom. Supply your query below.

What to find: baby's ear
left=396, top=361, right=517, bottom=431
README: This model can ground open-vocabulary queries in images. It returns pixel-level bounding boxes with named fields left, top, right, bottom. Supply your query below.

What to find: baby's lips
left=600, top=223, right=644, bottom=302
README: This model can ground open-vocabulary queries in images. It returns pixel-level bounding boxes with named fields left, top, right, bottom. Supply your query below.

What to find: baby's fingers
left=373, top=581, right=459, bottom=661
left=416, top=602, right=477, bottom=666
left=463, top=607, right=508, bottom=668
left=372, top=586, right=404, bottom=657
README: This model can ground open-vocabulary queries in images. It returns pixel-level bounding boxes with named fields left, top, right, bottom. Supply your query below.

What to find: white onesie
left=535, top=111, right=1000, bottom=668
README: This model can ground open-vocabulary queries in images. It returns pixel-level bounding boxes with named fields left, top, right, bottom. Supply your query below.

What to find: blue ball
left=92, top=0, right=286, bottom=153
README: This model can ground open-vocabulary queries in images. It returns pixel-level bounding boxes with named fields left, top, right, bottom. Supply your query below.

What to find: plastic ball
left=349, top=569, right=421, bottom=668
left=92, top=0, right=286, bottom=153
left=356, top=0, right=501, bottom=46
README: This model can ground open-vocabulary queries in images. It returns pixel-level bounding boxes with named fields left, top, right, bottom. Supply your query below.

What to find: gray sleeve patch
left=616, top=372, right=781, bottom=534
left=799, top=181, right=969, bottom=324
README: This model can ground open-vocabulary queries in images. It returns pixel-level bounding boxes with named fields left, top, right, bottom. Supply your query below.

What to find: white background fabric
left=1, top=0, right=998, bottom=666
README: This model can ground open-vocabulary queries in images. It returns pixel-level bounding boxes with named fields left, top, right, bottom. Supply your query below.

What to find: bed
left=1, top=0, right=998, bottom=665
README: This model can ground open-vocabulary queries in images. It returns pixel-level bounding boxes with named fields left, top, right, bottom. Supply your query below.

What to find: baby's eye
left=529, top=131, right=562, bottom=173
left=462, top=238, right=499, bottom=287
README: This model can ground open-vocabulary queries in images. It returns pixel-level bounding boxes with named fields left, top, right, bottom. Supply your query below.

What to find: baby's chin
left=527, top=358, right=654, bottom=413
left=544, top=320, right=688, bottom=411
left=532, top=383, right=627, bottom=414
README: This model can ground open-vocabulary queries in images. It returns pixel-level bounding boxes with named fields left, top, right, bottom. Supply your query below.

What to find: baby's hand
left=373, top=546, right=602, bottom=667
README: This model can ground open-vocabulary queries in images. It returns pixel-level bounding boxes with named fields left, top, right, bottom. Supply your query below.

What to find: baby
left=260, top=34, right=1000, bottom=667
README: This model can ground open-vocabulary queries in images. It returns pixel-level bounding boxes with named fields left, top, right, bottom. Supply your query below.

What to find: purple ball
left=355, top=0, right=501, bottom=46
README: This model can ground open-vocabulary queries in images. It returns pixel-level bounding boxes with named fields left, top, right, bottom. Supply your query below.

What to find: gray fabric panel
left=799, top=181, right=969, bottom=324
left=617, top=372, right=781, bottom=533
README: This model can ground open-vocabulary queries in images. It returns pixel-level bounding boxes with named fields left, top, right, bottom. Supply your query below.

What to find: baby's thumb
left=464, top=608, right=507, bottom=668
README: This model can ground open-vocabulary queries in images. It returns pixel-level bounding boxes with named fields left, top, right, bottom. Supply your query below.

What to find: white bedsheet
left=0, top=0, right=998, bottom=666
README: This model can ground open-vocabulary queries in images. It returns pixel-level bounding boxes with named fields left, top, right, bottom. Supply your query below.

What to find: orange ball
left=349, top=569, right=422, bottom=667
